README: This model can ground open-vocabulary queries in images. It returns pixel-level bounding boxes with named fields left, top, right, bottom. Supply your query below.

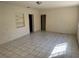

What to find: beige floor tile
left=0, top=32, right=78, bottom=58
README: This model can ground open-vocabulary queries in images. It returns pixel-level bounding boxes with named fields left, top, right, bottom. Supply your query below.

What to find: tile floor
left=0, top=32, right=78, bottom=58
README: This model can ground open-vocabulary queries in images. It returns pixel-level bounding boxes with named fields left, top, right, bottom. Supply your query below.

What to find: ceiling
left=1, top=1, right=79, bottom=9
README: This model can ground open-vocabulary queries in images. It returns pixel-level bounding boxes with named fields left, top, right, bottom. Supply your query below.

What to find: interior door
left=29, top=14, right=33, bottom=33
left=41, top=15, right=46, bottom=31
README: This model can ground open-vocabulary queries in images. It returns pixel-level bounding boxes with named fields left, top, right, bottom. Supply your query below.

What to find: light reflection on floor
left=49, top=43, right=67, bottom=58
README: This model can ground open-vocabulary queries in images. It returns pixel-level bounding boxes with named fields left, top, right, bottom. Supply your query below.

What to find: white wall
left=77, top=6, right=79, bottom=44
left=0, top=2, right=78, bottom=45
left=40, top=6, right=78, bottom=34
left=0, top=3, right=40, bottom=44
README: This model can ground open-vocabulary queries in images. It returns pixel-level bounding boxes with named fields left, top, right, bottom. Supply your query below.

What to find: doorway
left=29, top=14, right=34, bottom=33
left=41, top=14, right=46, bottom=31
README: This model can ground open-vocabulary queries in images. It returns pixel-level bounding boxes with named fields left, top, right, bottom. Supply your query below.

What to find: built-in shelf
left=16, top=13, right=25, bottom=28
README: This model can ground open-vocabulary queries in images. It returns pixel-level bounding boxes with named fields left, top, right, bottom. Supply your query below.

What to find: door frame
left=41, top=14, right=46, bottom=31
left=28, top=14, right=34, bottom=33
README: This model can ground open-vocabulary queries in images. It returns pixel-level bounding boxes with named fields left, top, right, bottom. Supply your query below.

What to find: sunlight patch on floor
left=49, top=42, right=67, bottom=58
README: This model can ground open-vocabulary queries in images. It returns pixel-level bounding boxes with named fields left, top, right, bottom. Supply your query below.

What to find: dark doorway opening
left=29, top=14, right=34, bottom=33
left=41, top=15, right=46, bottom=31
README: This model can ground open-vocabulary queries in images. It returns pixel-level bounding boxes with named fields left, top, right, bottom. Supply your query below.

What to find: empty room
left=0, top=1, right=79, bottom=58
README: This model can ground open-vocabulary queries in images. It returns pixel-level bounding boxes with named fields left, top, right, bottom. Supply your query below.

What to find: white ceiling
left=1, top=1, right=79, bottom=9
